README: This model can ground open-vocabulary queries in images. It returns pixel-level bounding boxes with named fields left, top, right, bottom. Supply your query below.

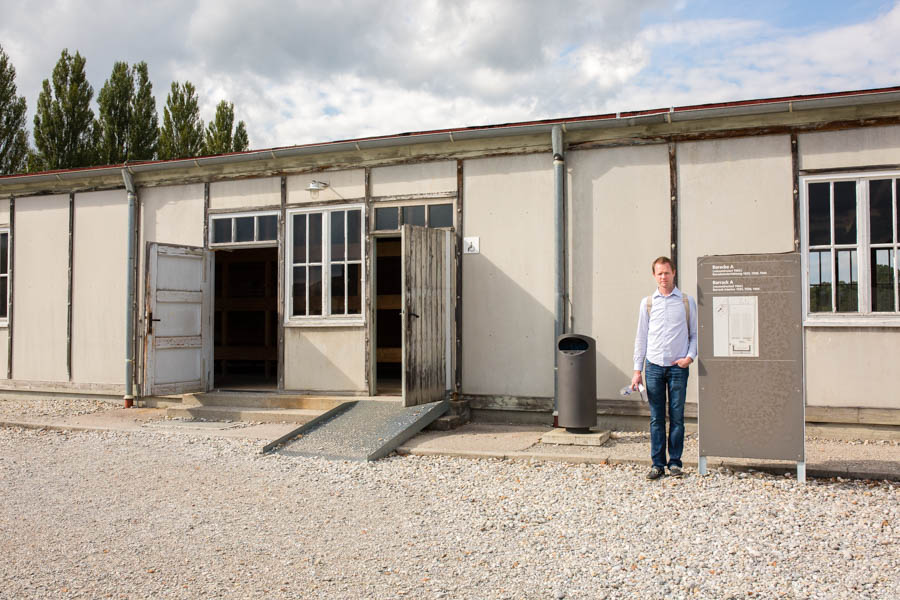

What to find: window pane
left=347, top=210, right=361, bottom=260
left=235, top=216, right=254, bottom=242
left=309, top=266, right=322, bottom=315
left=309, top=213, right=323, bottom=263
left=258, top=215, right=277, bottom=241
left=871, top=248, right=895, bottom=312
left=0, top=277, right=6, bottom=319
left=292, top=214, right=306, bottom=263
left=0, top=233, right=7, bottom=275
left=347, top=263, right=361, bottom=315
left=331, top=211, right=345, bottom=261
left=331, top=264, right=346, bottom=315
left=833, top=181, right=857, bottom=245
left=375, top=207, right=398, bottom=230
left=292, top=266, right=306, bottom=316
left=402, top=205, right=425, bottom=226
left=808, top=182, right=830, bottom=246
left=809, top=250, right=832, bottom=313
left=835, top=249, right=858, bottom=312
left=869, top=179, right=893, bottom=244
left=429, top=204, right=453, bottom=228
left=212, top=218, right=232, bottom=243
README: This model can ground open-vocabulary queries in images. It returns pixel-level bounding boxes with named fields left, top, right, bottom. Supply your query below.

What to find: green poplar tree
left=128, top=62, right=158, bottom=161
left=158, top=81, right=204, bottom=160
left=96, top=61, right=159, bottom=164
left=204, top=100, right=250, bottom=155
left=0, top=44, right=29, bottom=175
left=233, top=121, right=249, bottom=153
left=96, top=61, right=133, bottom=165
left=32, top=49, right=98, bottom=170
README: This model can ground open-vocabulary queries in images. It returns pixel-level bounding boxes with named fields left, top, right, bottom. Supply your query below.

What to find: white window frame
left=285, top=204, right=365, bottom=327
left=0, top=228, right=9, bottom=326
left=801, top=170, right=900, bottom=327
left=208, top=210, right=280, bottom=247
left=371, top=199, right=456, bottom=232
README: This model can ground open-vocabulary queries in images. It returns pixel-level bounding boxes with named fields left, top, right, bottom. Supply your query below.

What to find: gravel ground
left=1, top=427, right=897, bottom=600
left=0, top=397, right=117, bottom=420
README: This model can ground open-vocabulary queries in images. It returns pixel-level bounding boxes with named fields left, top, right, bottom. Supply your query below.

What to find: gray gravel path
left=1, top=426, right=897, bottom=599
left=0, top=397, right=117, bottom=419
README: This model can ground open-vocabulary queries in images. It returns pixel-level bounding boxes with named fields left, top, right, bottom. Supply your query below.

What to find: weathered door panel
left=144, top=244, right=212, bottom=395
left=401, top=225, right=450, bottom=406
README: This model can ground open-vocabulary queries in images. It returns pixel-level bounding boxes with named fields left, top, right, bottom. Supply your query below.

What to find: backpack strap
left=647, top=292, right=691, bottom=329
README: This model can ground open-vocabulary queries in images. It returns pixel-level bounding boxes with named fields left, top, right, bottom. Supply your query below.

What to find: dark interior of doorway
left=214, top=247, right=278, bottom=390
left=376, top=237, right=402, bottom=395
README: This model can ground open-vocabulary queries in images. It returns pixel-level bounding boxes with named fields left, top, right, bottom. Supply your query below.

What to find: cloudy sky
left=2, top=0, right=899, bottom=152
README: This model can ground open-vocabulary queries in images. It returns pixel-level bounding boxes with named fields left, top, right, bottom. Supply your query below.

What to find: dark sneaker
left=668, top=465, right=684, bottom=478
left=646, top=466, right=665, bottom=480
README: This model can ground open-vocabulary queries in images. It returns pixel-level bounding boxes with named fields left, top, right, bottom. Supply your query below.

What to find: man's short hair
left=651, top=256, right=675, bottom=274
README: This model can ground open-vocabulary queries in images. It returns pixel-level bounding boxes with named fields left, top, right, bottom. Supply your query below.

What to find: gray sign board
left=697, top=253, right=804, bottom=462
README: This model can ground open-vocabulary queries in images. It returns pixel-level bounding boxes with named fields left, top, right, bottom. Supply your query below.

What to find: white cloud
left=1, top=0, right=898, bottom=154
left=606, top=2, right=900, bottom=111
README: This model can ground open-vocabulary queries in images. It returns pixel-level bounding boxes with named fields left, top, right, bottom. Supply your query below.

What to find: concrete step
left=180, top=392, right=402, bottom=411
left=166, top=405, right=326, bottom=424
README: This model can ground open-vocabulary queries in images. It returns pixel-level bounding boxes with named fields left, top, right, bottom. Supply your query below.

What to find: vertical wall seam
left=277, top=176, right=286, bottom=391
left=7, top=197, right=14, bottom=380
left=203, top=183, right=210, bottom=251
left=364, top=167, right=372, bottom=394
left=203, top=182, right=211, bottom=391
left=133, top=183, right=143, bottom=396
left=455, top=159, right=464, bottom=396
left=67, top=193, right=74, bottom=381
left=668, top=141, right=679, bottom=286
left=791, top=132, right=801, bottom=252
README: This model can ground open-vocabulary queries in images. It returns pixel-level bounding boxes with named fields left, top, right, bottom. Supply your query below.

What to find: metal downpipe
left=121, top=168, right=137, bottom=408
left=552, top=125, right=566, bottom=418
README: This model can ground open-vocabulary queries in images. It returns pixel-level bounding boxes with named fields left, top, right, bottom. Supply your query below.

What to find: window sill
left=209, top=241, right=278, bottom=250
left=804, top=315, right=900, bottom=328
left=284, top=318, right=365, bottom=328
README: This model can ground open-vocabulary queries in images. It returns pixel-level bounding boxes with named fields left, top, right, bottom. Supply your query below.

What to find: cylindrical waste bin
left=557, top=334, right=597, bottom=433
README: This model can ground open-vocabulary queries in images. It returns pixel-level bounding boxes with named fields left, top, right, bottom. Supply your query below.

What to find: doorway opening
left=375, top=237, right=402, bottom=395
left=213, top=247, right=278, bottom=390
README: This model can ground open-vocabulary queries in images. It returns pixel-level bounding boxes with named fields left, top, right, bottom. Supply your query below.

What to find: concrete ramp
left=261, top=400, right=448, bottom=461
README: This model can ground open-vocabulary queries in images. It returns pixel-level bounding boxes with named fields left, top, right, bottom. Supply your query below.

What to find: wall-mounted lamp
left=306, top=180, right=329, bottom=199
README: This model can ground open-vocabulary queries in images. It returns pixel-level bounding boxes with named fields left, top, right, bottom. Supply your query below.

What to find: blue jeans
left=645, top=361, right=689, bottom=469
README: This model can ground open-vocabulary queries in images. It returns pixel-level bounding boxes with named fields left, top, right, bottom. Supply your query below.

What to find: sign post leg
left=796, top=461, right=806, bottom=484
left=698, top=455, right=708, bottom=475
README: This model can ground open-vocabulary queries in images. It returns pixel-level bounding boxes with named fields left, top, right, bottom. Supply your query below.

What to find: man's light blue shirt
left=633, top=286, right=698, bottom=371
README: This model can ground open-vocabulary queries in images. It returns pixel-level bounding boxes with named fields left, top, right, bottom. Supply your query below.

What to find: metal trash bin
left=557, top=334, right=597, bottom=433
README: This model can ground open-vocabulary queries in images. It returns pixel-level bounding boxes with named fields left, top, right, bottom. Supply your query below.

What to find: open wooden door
left=401, top=225, right=451, bottom=406
left=143, top=243, right=212, bottom=396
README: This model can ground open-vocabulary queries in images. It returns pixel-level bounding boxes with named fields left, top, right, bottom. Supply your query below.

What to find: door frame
left=368, top=231, right=400, bottom=396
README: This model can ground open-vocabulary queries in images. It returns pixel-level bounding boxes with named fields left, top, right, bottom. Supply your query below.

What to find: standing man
left=632, top=256, right=698, bottom=480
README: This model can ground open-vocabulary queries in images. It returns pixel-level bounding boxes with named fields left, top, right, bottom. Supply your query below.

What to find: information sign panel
left=697, top=253, right=804, bottom=464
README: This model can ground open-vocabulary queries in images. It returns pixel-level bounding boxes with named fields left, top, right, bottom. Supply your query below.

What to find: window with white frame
left=0, top=230, right=8, bottom=321
left=804, top=173, right=900, bottom=318
left=288, top=205, right=363, bottom=320
left=209, top=211, right=279, bottom=246
left=373, top=202, right=454, bottom=231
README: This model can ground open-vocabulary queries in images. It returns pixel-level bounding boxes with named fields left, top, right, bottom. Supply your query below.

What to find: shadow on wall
left=677, top=134, right=790, bottom=165
left=463, top=252, right=555, bottom=398
left=371, top=161, right=456, bottom=193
